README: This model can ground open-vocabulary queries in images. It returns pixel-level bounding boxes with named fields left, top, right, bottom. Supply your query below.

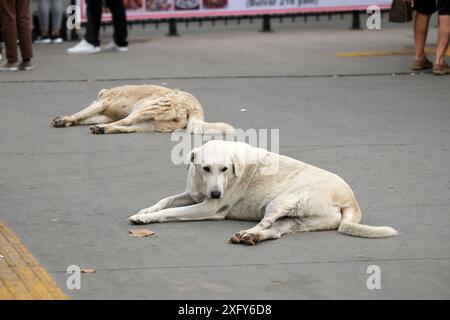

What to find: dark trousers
left=414, top=0, right=450, bottom=15
left=85, top=0, right=128, bottom=47
left=0, top=0, right=33, bottom=63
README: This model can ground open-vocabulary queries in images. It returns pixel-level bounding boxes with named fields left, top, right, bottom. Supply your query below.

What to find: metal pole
left=261, top=15, right=273, bottom=32
left=168, top=19, right=179, bottom=36
left=350, top=11, right=361, bottom=30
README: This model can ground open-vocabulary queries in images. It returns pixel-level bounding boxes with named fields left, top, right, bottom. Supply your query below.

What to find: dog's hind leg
left=89, top=108, right=156, bottom=134
left=230, top=193, right=341, bottom=245
left=245, top=195, right=299, bottom=232
left=230, top=213, right=342, bottom=246
left=229, top=199, right=297, bottom=245
left=230, top=218, right=298, bottom=245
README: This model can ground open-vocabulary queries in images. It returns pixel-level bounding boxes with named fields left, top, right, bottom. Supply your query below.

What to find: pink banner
left=78, top=1, right=391, bottom=22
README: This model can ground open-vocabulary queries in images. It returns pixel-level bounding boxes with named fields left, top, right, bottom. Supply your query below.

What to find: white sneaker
left=52, top=37, right=64, bottom=44
left=34, top=36, right=52, bottom=44
left=103, top=41, right=128, bottom=52
left=0, top=61, right=19, bottom=72
left=67, top=39, right=101, bottom=54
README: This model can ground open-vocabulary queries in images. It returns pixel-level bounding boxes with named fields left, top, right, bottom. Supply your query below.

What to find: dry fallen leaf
left=129, top=229, right=155, bottom=238
left=81, top=269, right=96, bottom=273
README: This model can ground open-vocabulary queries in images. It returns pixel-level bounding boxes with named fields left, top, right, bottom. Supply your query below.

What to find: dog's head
left=189, top=141, right=246, bottom=200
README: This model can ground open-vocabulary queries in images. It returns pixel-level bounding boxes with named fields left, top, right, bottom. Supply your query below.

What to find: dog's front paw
left=90, top=125, right=105, bottom=134
left=52, top=116, right=71, bottom=128
left=128, top=213, right=151, bottom=225
left=129, top=208, right=158, bottom=224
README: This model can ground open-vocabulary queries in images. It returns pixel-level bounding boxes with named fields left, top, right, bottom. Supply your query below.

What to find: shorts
left=414, top=0, right=450, bottom=16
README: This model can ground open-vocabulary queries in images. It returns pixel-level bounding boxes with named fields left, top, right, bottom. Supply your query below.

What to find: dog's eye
left=203, top=166, right=210, bottom=172
left=221, top=167, right=228, bottom=172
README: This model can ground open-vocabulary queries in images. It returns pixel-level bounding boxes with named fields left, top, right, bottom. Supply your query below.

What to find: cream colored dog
left=129, top=140, right=398, bottom=245
left=52, top=85, right=234, bottom=134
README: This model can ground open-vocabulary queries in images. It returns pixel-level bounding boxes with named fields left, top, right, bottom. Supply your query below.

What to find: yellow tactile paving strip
left=0, top=220, right=67, bottom=300
left=336, top=47, right=450, bottom=57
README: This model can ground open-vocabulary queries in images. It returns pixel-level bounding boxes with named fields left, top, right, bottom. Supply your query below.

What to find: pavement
left=0, top=15, right=449, bottom=300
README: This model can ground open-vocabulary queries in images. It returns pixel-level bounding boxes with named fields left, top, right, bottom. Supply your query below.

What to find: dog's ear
left=187, top=147, right=200, bottom=170
left=232, top=150, right=245, bottom=178
left=98, top=89, right=108, bottom=99
left=189, top=148, right=197, bottom=163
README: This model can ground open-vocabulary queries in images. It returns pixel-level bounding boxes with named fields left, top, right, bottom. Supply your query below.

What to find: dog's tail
left=338, top=205, right=398, bottom=238
left=186, top=118, right=235, bottom=135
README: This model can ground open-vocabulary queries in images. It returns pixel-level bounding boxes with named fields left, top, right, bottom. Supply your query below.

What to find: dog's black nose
left=210, top=191, right=221, bottom=199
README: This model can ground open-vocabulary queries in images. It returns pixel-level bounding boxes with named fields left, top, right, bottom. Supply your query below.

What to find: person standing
left=34, top=0, right=64, bottom=44
left=0, top=19, right=3, bottom=61
left=0, top=0, right=34, bottom=71
left=67, top=0, right=128, bottom=54
left=412, top=0, right=450, bottom=75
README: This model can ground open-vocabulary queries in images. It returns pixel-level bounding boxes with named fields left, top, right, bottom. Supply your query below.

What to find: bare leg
left=414, top=12, right=431, bottom=61
left=435, top=15, right=450, bottom=65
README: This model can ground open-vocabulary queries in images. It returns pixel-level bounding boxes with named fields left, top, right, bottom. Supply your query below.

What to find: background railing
left=33, top=0, right=392, bottom=40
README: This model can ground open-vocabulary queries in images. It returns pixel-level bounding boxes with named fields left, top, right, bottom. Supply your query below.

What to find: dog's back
left=98, top=85, right=172, bottom=101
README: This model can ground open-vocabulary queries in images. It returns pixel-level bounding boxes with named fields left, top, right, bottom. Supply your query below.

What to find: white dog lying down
left=129, top=141, right=398, bottom=245
left=52, top=85, right=234, bottom=134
